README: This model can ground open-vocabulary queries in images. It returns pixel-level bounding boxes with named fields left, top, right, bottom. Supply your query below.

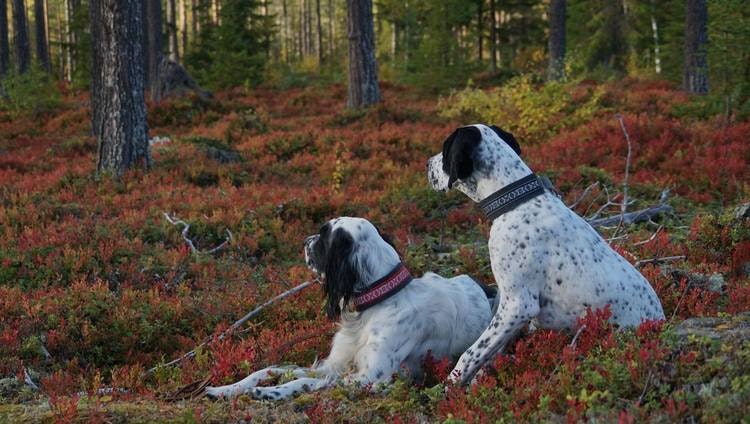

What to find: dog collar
left=353, top=263, right=413, bottom=312
left=479, top=173, right=545, bottom=220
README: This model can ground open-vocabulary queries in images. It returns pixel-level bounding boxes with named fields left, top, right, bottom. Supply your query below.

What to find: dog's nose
left=305, top=235, right=319, bottom=246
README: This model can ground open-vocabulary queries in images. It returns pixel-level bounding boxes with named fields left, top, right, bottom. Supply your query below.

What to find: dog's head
left=427, top=124, right=523, bottom=202
left=304, top=217, right=400, bottom=319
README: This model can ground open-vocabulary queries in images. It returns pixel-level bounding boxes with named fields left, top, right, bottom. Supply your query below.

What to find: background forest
left=1, top=0, right=750, bottom=422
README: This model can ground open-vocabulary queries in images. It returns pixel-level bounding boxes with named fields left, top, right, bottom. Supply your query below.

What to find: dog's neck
left=474, top=159, right=534, bottom=203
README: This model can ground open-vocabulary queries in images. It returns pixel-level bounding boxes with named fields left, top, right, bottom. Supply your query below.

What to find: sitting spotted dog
left=427, top=124, right=665, bottom=386
left=205, top=217, right=493, bottom=400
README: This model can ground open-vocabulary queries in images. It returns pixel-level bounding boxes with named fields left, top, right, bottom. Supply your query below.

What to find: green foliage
left=438, top=76, right=604, bottom=143
left=184, top=0, right=273, bottom=90
left=0, top=68, right=61, bottom=116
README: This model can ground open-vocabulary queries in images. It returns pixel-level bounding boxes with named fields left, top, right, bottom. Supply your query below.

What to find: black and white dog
left=427, top=124, right=665, bottom=386
left=205, top=217, right=493, bottom=400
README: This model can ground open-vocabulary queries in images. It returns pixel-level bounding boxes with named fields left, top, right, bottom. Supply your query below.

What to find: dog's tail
left=474, top=280, right=497, bottom=299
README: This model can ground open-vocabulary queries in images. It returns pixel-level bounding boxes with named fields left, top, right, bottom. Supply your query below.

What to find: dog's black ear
left=490, top=125, right=522, bottom=156
left=323, top=228, right=360, bottom=319
left=442, top=126, right=481, bottom=188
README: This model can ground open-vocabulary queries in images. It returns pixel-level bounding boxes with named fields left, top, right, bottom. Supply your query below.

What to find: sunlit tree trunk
left=346, top=0, right=380, bottom=109
left=167, top=0, right=179, bottom=60
left=34, top=0, right=50, bottom=72
left=327, top=0, right=333, bottom=57
left=12, top=0, right=31, bottom=74
left=547, top=0, right=565, bottom=81
left=489, top=0, right=496, bottom=71
left=683, top=0, right=708, bottom=94
left=316, top=0, right=323, bottom=64
left=0, top=0, right=9, bottom=77
left=90, top=0, right=151, bottom=176
left=477, top=0, right=483, bottom=62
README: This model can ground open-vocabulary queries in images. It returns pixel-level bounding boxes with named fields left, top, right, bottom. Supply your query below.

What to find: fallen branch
left=24, top=367, right=39, bottom=391
left=145, top=280, right=316, bottom=375
left=163, top=212, right=233, bottom=255
left=634, top=255, right=686, bottom=269
left=568, top=182, right=600, bottom=210
left=587, top=204, right=673, bottom=228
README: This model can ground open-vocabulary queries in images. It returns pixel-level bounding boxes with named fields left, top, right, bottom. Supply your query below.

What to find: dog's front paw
left=446, top=368, right=462, bottom=385
left=204, top=386, right=229, bottom=400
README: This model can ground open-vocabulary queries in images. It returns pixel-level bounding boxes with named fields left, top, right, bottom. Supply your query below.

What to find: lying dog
left=205, top=217, right=493, bottom=400
left=427, top=124, right=665, bottom=385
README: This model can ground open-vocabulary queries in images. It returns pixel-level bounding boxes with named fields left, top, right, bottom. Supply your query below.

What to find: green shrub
left=438, top=76, right=605, bottom=143
left=0, top=68, right=61, bottom=117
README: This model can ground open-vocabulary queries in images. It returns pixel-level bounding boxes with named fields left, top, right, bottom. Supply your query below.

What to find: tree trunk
left=346, top=0, right=380, bottom=109
left=489, top=0, right=496, bottom=72
left=180, top=0, right=187, bottom=55
left=477, top=0, right=483, bottom=62
left=145, top=0, right=164, bottom=98
left=316, top=0, right=323, bottom=64
left=650, top=12, right=661, bottom=74
left=12, top=0, right=31, bottom=74
left=90, top=0, right=151, bottom=176
left=683, top=0, right=708, bottom=94
left=167, top=0, right=179, bottom=61
left=0, top=0, right=9, bottom=77
left=282, top=0, right=288, bottom=62
left=34, top=0, right=50, bottom=72
left=327, top=0, right=333, bottom=57
left=546, top=0, right=565, bottom=81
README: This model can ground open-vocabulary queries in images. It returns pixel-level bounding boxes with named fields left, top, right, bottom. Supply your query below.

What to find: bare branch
left=614, top=113, right=633, bottom=238
left=568, top=182, right=599, bottom=210
left=146, top=280, right=316, bottom=375
left=163, top=212, right=233, bottom=255
left=24, top=368, right=39, bottom=391
left=588, top=204, right=673, bottom=228
left=634, top=255, right=686, bottom=269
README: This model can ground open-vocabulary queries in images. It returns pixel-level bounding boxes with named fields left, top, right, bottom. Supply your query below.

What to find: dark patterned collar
left=353, top=263, right=413, bottom=312
left=479, top=173, right=545, bottom=220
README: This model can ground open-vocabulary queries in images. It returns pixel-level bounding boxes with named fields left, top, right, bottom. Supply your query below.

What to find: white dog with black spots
left=427, top=124, right=665, bottom=386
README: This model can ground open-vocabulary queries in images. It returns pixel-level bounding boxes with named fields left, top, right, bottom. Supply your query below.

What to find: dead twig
left=145, top=280, right=316, bottom=375
left=588, top=204, right=673, bottom=228
left=569, top=324, right=587, bottom=348
left=634, top=255, right=687, bottom=269
left=568, top=182, right=600, bottom=210
left=163, top=212, right=233, bottom=255
left=613, top=113, right=633, bottom=238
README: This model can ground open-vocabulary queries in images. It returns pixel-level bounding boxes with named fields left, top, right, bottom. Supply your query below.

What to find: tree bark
left=477, top=0, right=483, bottom=62
left=167, top=0, right=179, bottom=61
left=683, top=0, right=709, bottom=94
left=489, top=0, right=496, bottom=72
left=546, top=0, right=565, bottom=81
left=145, top=0, right=164, bottom=96
left=12, top=0, right=31, bottom=74
left=90, top=0, right=151, bottom=176
left=346, top=0, right=380, bottom=109
left=327, top=0, right=334, bottom=57
left=34, top=0, right=50, bottom=72
left=282, top=0, right=288, bottom=62
left=0, top=0, right=9, bottom=77
left=316, top=0, right=323, bottom=64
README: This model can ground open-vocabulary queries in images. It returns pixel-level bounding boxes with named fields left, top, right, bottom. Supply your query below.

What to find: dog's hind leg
left=205, top=366, right=312, bottom=399
left=248, top=377, right=332, bottom=401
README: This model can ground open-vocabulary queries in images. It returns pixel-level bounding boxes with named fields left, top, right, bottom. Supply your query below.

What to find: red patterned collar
left=352, top=263, right=413, bottom=312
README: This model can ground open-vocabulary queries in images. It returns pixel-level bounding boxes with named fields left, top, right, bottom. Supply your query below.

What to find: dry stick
left=587, top=204, right=673, bottom=228
left=163, top=212, right=233, bottom=255
left=614, top=113, right=633, bottom=238
left=145, top=280, right=316, bottom=375
left=634, top=255, right=686, bottom=269
left=568, top=182, right=600, bottom=210
left=569, top=324, right=587, bottom=348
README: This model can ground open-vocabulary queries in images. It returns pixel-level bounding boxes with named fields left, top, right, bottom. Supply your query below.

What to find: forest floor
left=1, top=79, right=749, bottom=422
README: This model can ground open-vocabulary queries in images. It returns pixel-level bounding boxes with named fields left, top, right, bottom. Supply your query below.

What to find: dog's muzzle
left=304, top=235, right=322, bottom=280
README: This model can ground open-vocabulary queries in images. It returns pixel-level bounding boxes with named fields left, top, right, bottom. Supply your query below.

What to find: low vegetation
left=1, top=79, right=749, bottom=422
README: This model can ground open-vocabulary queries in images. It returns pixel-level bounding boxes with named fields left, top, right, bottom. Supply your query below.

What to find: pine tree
left=346, top=0, right=380, bottom=108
